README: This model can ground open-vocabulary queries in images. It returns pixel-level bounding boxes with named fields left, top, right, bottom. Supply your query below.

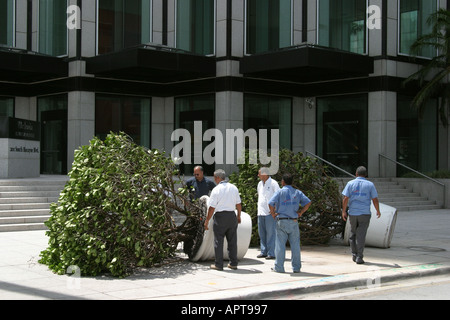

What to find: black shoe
left=265, top=256, right=275, bottom=260
left=352, top=254, right=357, bottom=262
left=257, top=254, right=267, bottom=258
left=356, top=257, right=365, bottom=264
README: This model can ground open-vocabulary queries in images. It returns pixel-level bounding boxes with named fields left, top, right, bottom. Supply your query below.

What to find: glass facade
left=37, top=95, right=68, bottom=175
left=317, top=94, right=368, bottom=175
left=39, top=0, right=68, bottom=56
left=244, top=94, right=292, bottom=150
left=0, top=0, right=14, bottom=46
left=397, top=95, right=437, bottom=175
left=98, top=0, right=152, bottom=54
left=0, top=97, right=14, bottom=117
left=318, top=0, right=367, bottom=54
left=176, top=0, right=215, bottom=55
left=399, top=0, right=437, bottom=58
left=95, top=95, right=151, bottom=149
left=246, top=0, right=291, bottom=54
left=174, top=94, right=215, bottom=175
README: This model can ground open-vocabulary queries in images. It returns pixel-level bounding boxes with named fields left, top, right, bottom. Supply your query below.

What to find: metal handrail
left=379, top=154, right=446, bottom=208
left=305, top=151, right=355, bottom=178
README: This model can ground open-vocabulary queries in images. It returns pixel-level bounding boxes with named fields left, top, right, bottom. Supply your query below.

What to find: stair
left=336, top=178, right=442, bottom=212
left=0, top=176, right=68, bottom=232
left=374, top=178, right=441, bottom=211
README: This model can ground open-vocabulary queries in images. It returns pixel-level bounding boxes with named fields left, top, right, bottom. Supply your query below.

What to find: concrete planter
left=190, top=196, right=252, bottom=262
left=344, top=203, right=398, bottom=249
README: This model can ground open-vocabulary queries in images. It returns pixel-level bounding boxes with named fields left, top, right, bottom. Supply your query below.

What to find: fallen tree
left=229, top=149, right=344, bottom=246
left=39, top=133, right=204, bottom=277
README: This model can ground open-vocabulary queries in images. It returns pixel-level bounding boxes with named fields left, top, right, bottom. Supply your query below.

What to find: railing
left=305, top=151, right=355, bottom=178
left=379, top=154, right=446, bottom=208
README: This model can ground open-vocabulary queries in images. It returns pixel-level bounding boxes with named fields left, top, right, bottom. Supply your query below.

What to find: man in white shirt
left=204, top=169, right=242, bottom=270
left=257, top=167, right=280, bottom=259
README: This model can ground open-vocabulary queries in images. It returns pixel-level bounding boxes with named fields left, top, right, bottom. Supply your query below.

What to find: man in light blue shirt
left=269, top=173, right=311, bottom=273
left=342, top=166, right=381, bottom=264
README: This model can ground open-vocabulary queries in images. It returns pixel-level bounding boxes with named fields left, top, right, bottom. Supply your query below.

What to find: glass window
left=397, top=95, right=437, bottom=175
left=244, top=94, right=292, bottom=150
left=318, top=0, right=367, bottom=54
left=0, top=97, right=14, bottom=117
left=39, top=0, right=68, bottom=56
left=246, top=0, right=291, bottom=54
left=399, top=0, right=437, bottom=58
left=98, top=0, right=152, bottom=54
left=174, top=94, right=215, bottom=175
left=95, top=95, right=151, bottom=149
left=176, top=0, right=215, bottom=55
left=317, top=94, right=368, bottom=175
left=0, top=0, right=14, bottom=46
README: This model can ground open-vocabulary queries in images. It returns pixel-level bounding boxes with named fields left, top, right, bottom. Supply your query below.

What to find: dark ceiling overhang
left=86, top=45, right=216, bottom=83
left=0, top=48, right=68, bottom=83
left=240, top=45, right=374, bottom=83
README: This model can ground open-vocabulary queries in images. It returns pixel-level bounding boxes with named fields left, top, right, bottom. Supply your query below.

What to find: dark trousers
left=349, top=214, right=371, bottom=258
left=213, top=211, right=238, bottom=268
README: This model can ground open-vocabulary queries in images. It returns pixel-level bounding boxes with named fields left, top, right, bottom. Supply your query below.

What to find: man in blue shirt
left=269, top=173, right=311, bottom=273
left=342, top=166, right=381, bottom=264
left=186, top=166, right=216, bottom=200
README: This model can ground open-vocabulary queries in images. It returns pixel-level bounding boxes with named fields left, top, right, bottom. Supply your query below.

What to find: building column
left=292, top=97, right=316, bottom=155
left=151, top=97, right=174, bottom=153
left=368, top=91, right=397, bottom=177
left=67, top=91, right=95, bottom=171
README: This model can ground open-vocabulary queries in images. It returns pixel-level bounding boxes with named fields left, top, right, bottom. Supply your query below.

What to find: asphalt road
left=293, top=274, right=450, bottom=300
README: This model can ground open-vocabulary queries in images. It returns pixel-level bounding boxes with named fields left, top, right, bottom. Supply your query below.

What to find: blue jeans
left=258, top=215, right=276, bottom=257
left=274, top=219, right=301, bottom=273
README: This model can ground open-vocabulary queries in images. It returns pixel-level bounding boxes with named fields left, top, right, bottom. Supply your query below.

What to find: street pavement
left=0, top=209, right=449, bottom=300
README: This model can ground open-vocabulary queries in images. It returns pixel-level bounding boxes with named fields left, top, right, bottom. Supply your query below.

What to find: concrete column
left=67, top=91, right=95, bottom=171
left=292, top=97, right=316, bottom=155
left=151, top=97, right=174, bottom=153
left=215, top=91, right=243, bottom=174
left=368, top=91, right=397, bottom=177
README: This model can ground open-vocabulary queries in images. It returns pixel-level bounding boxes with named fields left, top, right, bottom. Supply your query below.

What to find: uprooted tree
left=229, top=149, right=345, bottom=247
left=39, top=132, right=205, bottom=277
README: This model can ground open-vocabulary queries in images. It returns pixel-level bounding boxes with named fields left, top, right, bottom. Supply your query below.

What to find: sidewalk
left=0, top=209, right=449, bottom=300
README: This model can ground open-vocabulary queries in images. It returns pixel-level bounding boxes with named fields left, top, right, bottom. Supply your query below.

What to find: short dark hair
left=282, top=173, right=293, bottom=185
left=356, top=166, right=367, bottom=177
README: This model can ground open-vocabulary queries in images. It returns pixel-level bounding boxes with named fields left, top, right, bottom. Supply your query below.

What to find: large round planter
left=190, top=196, right=252, bottom=262
left=344, top=203, right=398, bottom=248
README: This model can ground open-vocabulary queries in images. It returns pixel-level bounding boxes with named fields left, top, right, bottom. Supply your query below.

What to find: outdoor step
left=0, top=215, right=50, bottom=225
left=382, top=200, right=438, bottom=207
left=0, top=223, right=48, bottom=232
left=379, top=196, right=428, bottom=203
left=0, top=209, right=50, bottom=217
left=0, top=185, right=64, bottom=192
left=395, top=204, right=442, bottom=212
left=0, top=191, right=61, bottom=198
left=0, top=197, right=59, bottom=204
left=0, top=203, right=52, bottom=211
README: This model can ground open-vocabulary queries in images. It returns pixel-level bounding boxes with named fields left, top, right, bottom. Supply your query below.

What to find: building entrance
left=40, top=110, right=67, bottom=175
left=317, top=95, right=368, bottom=176
left=323, top=111, right=362, bottom=175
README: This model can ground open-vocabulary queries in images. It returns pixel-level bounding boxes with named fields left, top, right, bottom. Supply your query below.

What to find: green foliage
left=403, top=8, right=450, bottom=127
left=39, top=133, right=203, bottom=277
left=229, top=149, right=345, bottom=246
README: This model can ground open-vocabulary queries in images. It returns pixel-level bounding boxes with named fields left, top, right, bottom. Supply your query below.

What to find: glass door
left=323, top=111, right=362, bottom=175
left=40, top=109, right=67, bottom=175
